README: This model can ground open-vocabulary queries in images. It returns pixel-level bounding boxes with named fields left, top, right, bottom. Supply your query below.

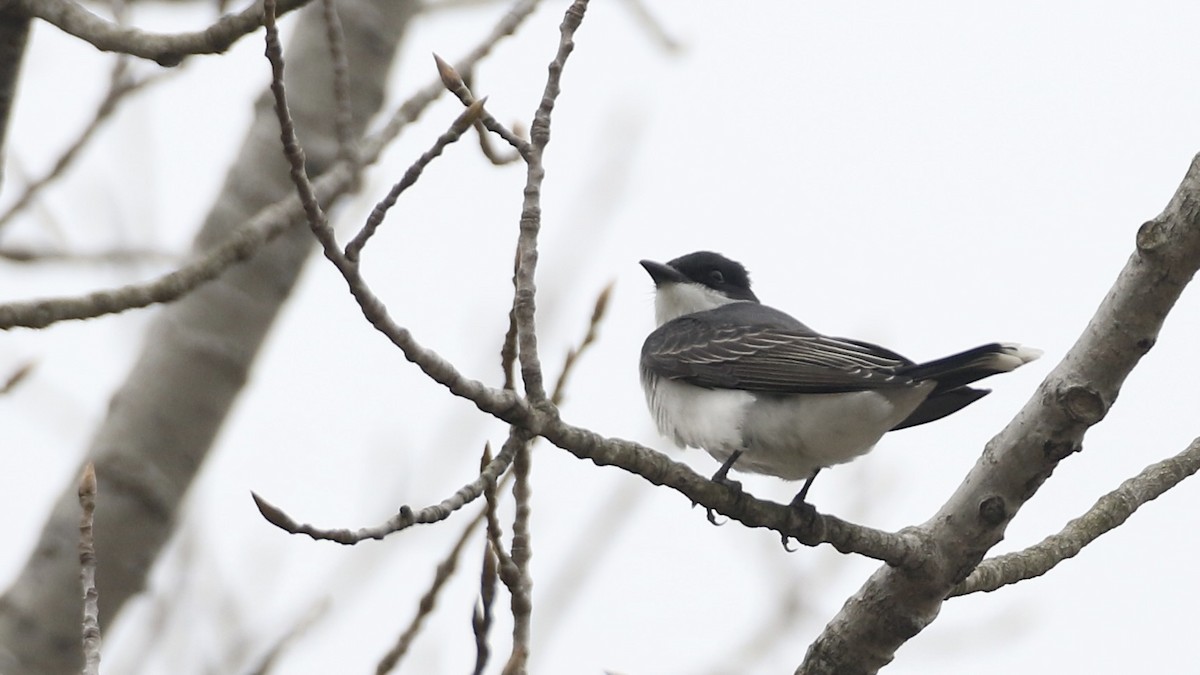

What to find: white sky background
left=3, top=1, right=1200, bottom=673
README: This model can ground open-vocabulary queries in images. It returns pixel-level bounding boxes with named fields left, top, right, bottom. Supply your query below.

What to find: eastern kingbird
left=639, top=251, right=1041, bottom=506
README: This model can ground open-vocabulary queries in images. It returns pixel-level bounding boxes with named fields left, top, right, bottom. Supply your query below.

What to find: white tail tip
left=998, top=343, right=1043, bottom=368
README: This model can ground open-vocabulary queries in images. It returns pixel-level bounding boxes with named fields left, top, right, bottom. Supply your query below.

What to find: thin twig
left=474, top=119, right=523, bottom=165
left=616, top=0, right=682, bottom=53
left=344, top=98, right=486, bottom=262
left=0, top=64, right=171, bottom=232
left=0, top=246, right=176, bottom=264
left=497, top=430, right=533, bottom=675
left=482, top=443, right=516, bottom=571
left=510, top=0, right=589, bottom=406
left=251, top=440, right=517, bottom=543
left=949, top=437, right=1200, bottom=597
left=434, top=53, right=530, bottom=158
left=550, top=282, right=612, bottom=405
left=78, top=463, right=101, bottom=675
left=1, top=361, right=34, bottom=394
left=500, top=254, right=520, bottom=390
left=367, top=0, right=539, bottom=160
left=472, top=443, right=502, bottom=675
left=319, top=0, right=356, bottom=165
left=375, top=508, right=487, bottom=675
left=245, top=598, right=331, bottom=675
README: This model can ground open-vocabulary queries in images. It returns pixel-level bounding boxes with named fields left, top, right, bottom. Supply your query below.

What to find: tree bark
left=0, top=2, right=417, bottom=673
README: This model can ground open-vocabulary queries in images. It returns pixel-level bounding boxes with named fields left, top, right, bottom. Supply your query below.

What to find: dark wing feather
left=641, top=315, right=918, bottom=394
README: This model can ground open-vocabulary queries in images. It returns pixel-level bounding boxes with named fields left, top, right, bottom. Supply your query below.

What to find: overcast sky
left=4, top=2, right=1200, bottom=674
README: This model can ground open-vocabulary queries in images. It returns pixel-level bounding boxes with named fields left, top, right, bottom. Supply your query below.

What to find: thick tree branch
left=795, top=154, right=1200, bottom=675
left=949, top=436, right=1200, bottom=597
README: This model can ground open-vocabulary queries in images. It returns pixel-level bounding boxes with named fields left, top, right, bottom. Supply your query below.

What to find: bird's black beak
left=640, top=259, right=686, bottom=287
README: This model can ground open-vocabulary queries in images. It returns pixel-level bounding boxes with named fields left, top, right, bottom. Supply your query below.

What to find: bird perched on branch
left=639, top=251, right=1040, bottom=507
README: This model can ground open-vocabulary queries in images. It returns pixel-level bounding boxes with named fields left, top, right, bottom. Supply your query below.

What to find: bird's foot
left=780, top=473, right=820, bottom=551
left=703, top=476, right=743, bottom=526
left=695, top=451, right=745, bottom=525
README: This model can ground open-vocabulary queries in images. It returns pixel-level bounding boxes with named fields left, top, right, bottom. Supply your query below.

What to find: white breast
left=642, top=372, right=935, bottom=482
left=643, top=375, right=753, bottom=456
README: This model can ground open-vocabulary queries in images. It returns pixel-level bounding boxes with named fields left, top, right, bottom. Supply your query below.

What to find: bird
left=638, top=250, right=1041, bottom=507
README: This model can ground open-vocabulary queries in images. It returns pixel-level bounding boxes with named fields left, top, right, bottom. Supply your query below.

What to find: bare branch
left=344, top=97, right=485, bottom=261
left=506, top=429, right=535, bottom=675
left=616, top=0, right=683, bottom=53
left=375, top=508, right=486, bottom=675
left=245, top=599, right=331, bottom=675
left=78, top=463, right=101, bottom=675
left=500, top=257, right=520, bottom=390
left=474, top=445, right=502, bottom=675
left=510, top=0, right=590, bottom=405
left=252, top=439, right=517, bottom=543
left=0, top=49, right=172, bottom=232
left=434, top=53, right=530, bottom=157
left=473, top=119, right=523, bottom=165
left=0, top=246, right=175, bottom=264
left=796, top=154, right=1200, bottom=674
left=0, top=184, right=327, bottom=329
left=369, top=0, right=540, bottom=159
left=1, top=361, right=34, bottom=394
left=482, top=443, right=516, bottom=571
left=318, top=0, right=355, bottom=165
left=20, top=0, right=314, bottom=66
left=262, top=0, right=327, bottom=244
left=949, top=436, right=1200, bottom=597
left=550, top=282, right=612, bottom=405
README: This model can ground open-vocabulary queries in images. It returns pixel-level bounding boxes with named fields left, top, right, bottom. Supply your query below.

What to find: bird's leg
left=701, top=450, right=744, bottom=525
left=710, top=450, right=744, bottom=491
left=788, top=469, right=821, bottom=509
left=780, top=469, right=821, bottom=550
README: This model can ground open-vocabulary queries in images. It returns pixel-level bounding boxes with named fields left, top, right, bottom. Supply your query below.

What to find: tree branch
left=250, top=440, right=518, bottom=543
left=795, top=153, right=1200, bottom=675
left=0, top=54, right=167, bottom=233
left=949, top=436, right=1200, bottom=597
left=21, top=0, right=313, bottom=66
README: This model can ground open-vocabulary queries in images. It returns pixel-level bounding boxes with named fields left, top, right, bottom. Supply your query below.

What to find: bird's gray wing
left=641, top=317, right=918, bottom=394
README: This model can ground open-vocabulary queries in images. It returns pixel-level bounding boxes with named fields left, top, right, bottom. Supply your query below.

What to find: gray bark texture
left=0, top=2, right=418, bottom=673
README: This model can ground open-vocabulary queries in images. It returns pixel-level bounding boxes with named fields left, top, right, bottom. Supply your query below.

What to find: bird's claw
left=778, top=496, right=819, bottom=551
left=694, top=473, right=743, bottom=526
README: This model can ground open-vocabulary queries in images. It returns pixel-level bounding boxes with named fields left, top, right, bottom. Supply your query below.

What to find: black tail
left=891, top=342, right=1040, bottom=431
left=898, top=342, right=1041, bottom=392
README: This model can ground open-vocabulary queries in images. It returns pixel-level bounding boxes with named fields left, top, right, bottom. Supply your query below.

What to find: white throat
left=654, top=282, right=741, bottom=325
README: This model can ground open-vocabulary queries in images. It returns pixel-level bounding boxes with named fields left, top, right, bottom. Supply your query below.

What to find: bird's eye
left=709, top=270, right=725, bottom=284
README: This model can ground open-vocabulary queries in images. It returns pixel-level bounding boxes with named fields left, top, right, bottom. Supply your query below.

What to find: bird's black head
left=640, top=251, right=759, bottom=325
left=663, top=251, right=758, bottom=302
